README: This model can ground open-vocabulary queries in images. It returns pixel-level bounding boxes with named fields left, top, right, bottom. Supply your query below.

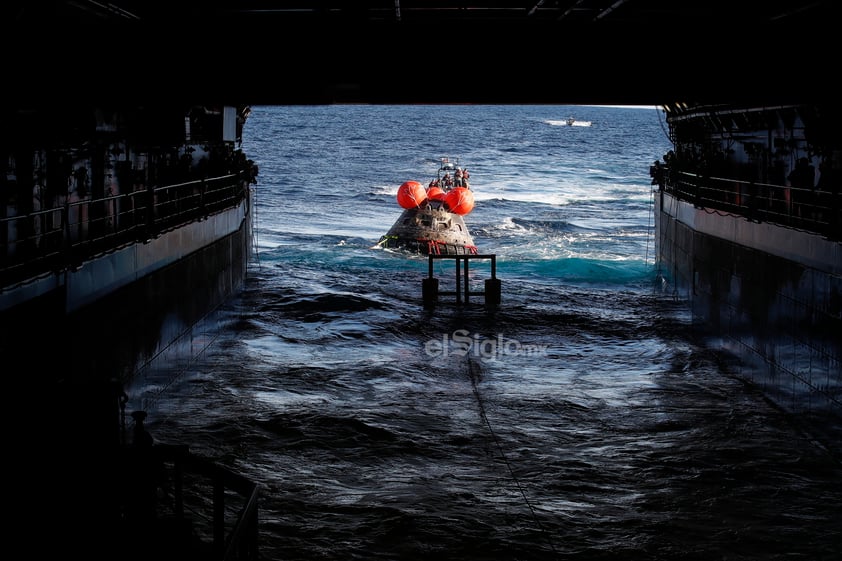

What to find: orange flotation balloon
left=426, top=185, right=445, bottom=201
left=397, top=180, right=427, bottom=209
left=444, top=187, right=475, bottom=215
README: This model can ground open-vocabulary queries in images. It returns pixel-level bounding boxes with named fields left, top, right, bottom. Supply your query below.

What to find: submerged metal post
left=422, top=276, right=439, bottom=308
left=485, top=277, right=501, bottom=307
left=463, top=257, right=470, bottom=303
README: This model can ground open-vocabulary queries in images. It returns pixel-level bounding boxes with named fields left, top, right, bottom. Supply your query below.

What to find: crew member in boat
left=455, top=168, right=464, bottom=187
left=442, top=173, right=454, bottom=190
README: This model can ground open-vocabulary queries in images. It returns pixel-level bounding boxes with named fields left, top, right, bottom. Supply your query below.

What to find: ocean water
left=139, top=105, right=842, bottom=560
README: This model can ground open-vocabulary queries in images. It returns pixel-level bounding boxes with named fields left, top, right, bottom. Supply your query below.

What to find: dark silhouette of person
left=788, top=157, right=815, bottom=190
left=788, top=157, right=816, bottom=219
left=650, top=160, right=665, bottom=190
left=126, top=410, right=157, bottom=525
left=132, top=410, right=154, bottom=448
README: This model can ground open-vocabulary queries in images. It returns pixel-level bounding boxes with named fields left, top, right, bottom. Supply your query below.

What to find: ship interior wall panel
left=125, top=222, right=249, bottom=412
left=6, top=211, right=250, bottom=394
left=656, top=194, right=842, bottom=454
left=10, top=216, right=252, bottom=555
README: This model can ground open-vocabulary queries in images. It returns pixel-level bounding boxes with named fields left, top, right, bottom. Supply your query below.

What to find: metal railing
left=123, top=443, right=260, bottom=560
left=659, top=168, right=842, bottom=240
left=1, top=173, right=250, bottom=290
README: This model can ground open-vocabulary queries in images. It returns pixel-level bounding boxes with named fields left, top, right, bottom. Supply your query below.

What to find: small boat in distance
left=376, top=157, right=477, bottom=255
left=547, top=117, right=593, bottom=127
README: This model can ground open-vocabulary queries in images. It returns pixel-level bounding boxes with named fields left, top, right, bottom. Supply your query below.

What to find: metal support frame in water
left=423, top=253, right=500, bottom=307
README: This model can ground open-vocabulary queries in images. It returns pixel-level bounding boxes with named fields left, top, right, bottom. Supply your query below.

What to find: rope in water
left=466, top=357, right=558, bottom=555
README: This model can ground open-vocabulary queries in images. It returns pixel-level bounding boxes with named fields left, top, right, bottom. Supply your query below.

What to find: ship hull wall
left=3, top=196, right=252, bottom=390
left=655, top=190, right=842, bottom=453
